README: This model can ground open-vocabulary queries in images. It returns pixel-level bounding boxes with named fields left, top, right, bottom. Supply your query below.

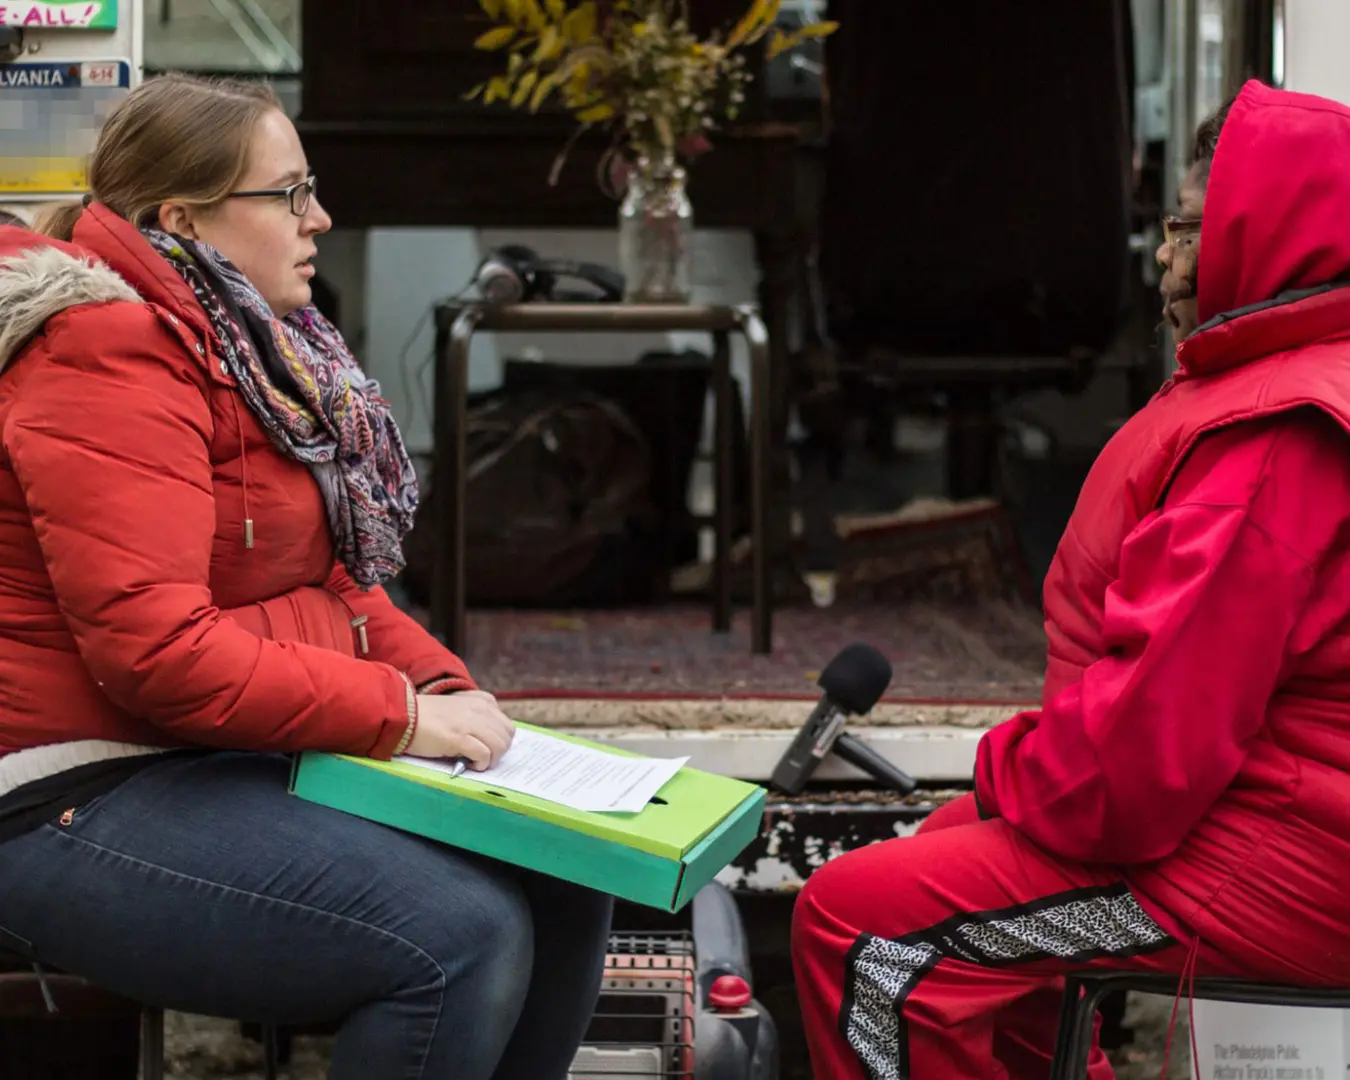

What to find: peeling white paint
left=761, top=818, right=795, bottom=860
left=801, top=835, right=829, bottom=869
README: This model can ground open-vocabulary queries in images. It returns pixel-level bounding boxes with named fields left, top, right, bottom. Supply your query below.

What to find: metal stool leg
left=736, top=306, right=772, bottom=654
left=263, top=1022, right=280, bottom=1080
left=431, top=306, right=481, bottom=656
left=140, top=1005, right=165, bottom=1080
left=711, top=329, right=733, bottom=634
left=1048, top=976, right=1084, bottom=1080
left=1049, top=976, right=1112, bottom=1080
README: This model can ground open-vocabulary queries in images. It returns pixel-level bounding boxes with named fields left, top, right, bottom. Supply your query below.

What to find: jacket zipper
left=331, top=592, right=371, bottom=656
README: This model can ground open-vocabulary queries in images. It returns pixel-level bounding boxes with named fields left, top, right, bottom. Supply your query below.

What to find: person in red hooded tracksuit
left=793, top=79, right=1350, bottom=1080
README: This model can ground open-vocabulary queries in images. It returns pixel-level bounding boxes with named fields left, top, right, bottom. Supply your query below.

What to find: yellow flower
left=576, top=102, right=615, bottom=122
left=473, top=25, right=517, bottom=50
left=726, top=0, right=781, bottom=48
left=534, top=25, right=565, bottom=62
left=511, top=70, right=539, bottom=106
left=483, top=75, right=513, bottom=103
left=562, top=2, right=597, bottom=45
left=466, top=0, right=840, bottom=187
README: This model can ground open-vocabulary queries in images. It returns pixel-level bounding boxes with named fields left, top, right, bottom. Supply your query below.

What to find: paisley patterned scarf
left=143, top=229, right=418, bottom=588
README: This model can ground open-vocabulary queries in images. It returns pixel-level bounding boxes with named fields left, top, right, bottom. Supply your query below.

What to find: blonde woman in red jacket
left=0, top=74, right=611, bottom=1080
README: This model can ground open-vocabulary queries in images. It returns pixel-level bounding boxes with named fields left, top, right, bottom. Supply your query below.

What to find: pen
left=449, top=758, right=467, bottom=779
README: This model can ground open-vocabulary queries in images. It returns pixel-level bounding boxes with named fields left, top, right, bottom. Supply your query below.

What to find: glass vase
left=617, top=154, right=694, bottom=304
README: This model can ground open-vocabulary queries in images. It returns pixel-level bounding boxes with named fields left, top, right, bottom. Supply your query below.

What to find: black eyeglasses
left=228, top=174, right=317, bottom=217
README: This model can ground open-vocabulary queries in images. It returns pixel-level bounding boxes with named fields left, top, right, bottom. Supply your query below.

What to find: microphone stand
left=830, top=732, right=918, bottom=795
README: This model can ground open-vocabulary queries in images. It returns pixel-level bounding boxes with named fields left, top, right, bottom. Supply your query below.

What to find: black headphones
left=474, top=244, right=625, bottom=304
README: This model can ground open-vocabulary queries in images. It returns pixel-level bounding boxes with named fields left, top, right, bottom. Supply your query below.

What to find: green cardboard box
left=288, top=725, right=766, bottom=912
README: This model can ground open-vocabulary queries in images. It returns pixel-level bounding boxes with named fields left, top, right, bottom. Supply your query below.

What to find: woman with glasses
left=0, top=73, right=611, bottom=1080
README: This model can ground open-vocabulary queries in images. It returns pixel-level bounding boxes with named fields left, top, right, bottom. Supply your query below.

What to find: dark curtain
left=820, top=0, right=1135, bottom=357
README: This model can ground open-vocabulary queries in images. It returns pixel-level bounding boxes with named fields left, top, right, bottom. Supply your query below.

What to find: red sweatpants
left=792, top=794, right=1248, bottom=1080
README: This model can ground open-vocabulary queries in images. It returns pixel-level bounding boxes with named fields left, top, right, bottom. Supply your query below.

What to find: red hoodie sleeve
left=324, top=563, right=476, bottom=694
left=975, top=412, right=1350, bottom=864
left=4, top=303, right=415, bottom=759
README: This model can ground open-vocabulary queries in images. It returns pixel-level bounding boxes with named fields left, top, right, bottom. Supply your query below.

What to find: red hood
left=0, top=218, right=143, bottom=372
left=0, top=204, right=197, bottom=306
left=0, top=223, right=82, bottom=262
left=68, top=203, right=208, bottom=319
left=0, top=206, right=213, bottom=371
left=1178, top=81, right=1350, bottom=378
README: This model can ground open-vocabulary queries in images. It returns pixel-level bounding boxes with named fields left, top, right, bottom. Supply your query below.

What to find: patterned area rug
left=463, top=599, right=1045, bottom=704
left=444, top=496, right=1047, bottom=706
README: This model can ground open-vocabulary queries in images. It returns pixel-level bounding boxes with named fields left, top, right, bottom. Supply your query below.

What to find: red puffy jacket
left=0, top=204, right=473, bottom=762
left=975, top=81, right=1350, bottom=975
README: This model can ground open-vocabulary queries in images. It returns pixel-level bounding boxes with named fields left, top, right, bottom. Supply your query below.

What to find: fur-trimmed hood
left=0, top=231, right=141, bottom=371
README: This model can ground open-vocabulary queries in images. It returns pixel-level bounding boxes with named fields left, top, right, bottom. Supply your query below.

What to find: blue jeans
left=0, top=751, right=613, bottom=1080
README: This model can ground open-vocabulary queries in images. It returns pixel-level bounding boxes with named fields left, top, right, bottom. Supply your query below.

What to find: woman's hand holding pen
left=407, top=689, right=515, bottom=769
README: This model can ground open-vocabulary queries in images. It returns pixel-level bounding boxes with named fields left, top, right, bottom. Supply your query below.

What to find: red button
left=709, top=974, right=753, bottom=1011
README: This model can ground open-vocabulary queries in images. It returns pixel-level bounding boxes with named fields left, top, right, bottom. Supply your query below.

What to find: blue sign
left=0, top=59, right=130, bottom=90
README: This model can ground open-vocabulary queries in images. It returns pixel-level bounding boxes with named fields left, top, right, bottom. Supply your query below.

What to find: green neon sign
left=0, top=1, right=118, bottom=30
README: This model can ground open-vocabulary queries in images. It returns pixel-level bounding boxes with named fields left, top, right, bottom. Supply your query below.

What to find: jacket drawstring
left=1160, top=934, right=1202, bottom=1080
left=229, top=395, right=254, bottom=550
left=1186, top=941, right=1202, bottom=1080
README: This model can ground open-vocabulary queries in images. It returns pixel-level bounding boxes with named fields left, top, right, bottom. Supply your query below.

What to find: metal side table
left=429, top=302, right=772, bottom=656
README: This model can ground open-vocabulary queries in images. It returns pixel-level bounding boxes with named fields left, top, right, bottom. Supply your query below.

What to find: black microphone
left=769, top=643, right=918, bottom=796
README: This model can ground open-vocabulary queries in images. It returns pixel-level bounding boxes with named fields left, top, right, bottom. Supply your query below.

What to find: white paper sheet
left=396, top=728, right=688, bottom=813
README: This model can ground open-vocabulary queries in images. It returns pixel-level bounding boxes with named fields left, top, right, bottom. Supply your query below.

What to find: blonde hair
left=31, top=73, right=281, bottom=242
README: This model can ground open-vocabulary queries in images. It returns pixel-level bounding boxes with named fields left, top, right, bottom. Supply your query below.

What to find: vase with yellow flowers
left=468, top=0, right=836, bottom=302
